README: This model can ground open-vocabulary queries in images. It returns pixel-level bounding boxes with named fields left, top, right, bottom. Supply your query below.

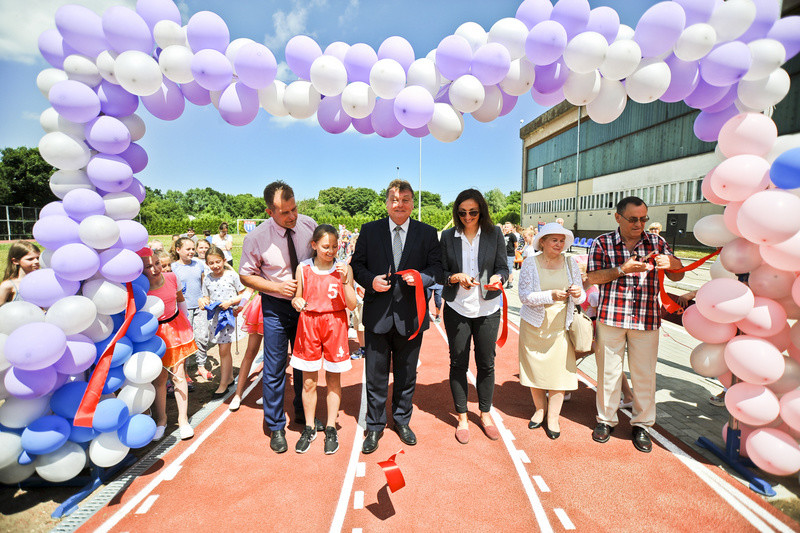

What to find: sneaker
left=179, top=424, right=194, bottom=440
left=709, top=391, right=726, bottom=407
left=324, top=426, right=339, bottom=455
left=350, top=348, right=364, bottom=360
left=229, top=395, right=241, bottom=411
left=295, top=426, right=317, bottom=454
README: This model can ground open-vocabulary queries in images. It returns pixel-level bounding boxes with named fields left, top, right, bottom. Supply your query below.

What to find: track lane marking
left=554, top=508, right=575, bottom=530
left=352, top=491, right=364, bottom=510
left=355, top=462, right=365, bottom=477
left=134, top=495, right=158, bottom=515
left=517, top=449, right=531, bottom=463
left=532, top=476, right=550, bottom=493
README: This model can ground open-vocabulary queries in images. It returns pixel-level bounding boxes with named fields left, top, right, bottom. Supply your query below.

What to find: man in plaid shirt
left=586, top=197, right=683, bottom=453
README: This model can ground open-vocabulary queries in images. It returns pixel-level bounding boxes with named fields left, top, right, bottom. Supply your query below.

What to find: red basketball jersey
left=300, top=261, right=346, bottom=313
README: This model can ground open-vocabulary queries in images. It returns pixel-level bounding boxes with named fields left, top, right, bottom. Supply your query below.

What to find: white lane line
left=134, top=495, right=158, bottom=515
left=352, top=529, right=363, bottom=533
left=517, top=449, right=531, bottom=464
left=577, top=374, right=791, bottom=533
left=329, top=364, right=367, bottom=533
left=352, top=491, right=364, bottom=510
left=94, top=375, right=263, bottom=533
left=532, top=476, right=550, bottom=493
left=356, top=462, right=365, bottom=478
left=504, top=428, right=516, bottom=441
left=434, top=323, right=553, bottom=533
left=161, top=464, right=181, bottom=481
left=554, top=508, right=576, bottom=530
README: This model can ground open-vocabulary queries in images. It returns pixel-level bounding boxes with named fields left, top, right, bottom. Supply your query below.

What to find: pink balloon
left=720, top=238, right=762, bottom=274
left=725, top=382, right=780, bottom=426
left=689, top=342, right=729, bottom=377
left=735, top=297, right=788, bottom=338
left=763, top=324, right=792, bottom=352
left=701, top=169, right=728, bottom=205
left=768, top=357, right=800, bottom=397
left=724, top=335, right=785, bottom=384
left=695, top=278, right=754, bottom=323
left=790, top=321, right=800, bottom=350
left=780, top=296, right=800, bottom=321
left=709, top=155, right=771, bottom=202
left=718, top=113, right=779, bottom=159
left=682, top=305, right=738, bottom=344
left=781, top=390, right=800, bottom=432
left=789, top=343, right=800, bottom=364
left=793, top=274, right=800, bottom=307
left=748, top=264, right=797, bottom=300
left=759, top=231, right=800, bottom=271
left=719, top=371, right=734, bottom=389
left=722, top=201, right=743, bottom=237
left=745, top=428, right=800, bottom=476
left=737, top=190, right=800, bottom=245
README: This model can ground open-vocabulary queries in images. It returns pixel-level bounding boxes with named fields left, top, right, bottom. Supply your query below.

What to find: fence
left=0, top=205, right=39, bottom=241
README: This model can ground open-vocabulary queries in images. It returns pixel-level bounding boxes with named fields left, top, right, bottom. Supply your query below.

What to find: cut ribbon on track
left=483, top=281, right=508, bottom=347
left=658, top=249, right=721, bottom=315
left=396, top=269, right=425, bottom=340
left=378, top=449, right=406, bottom=493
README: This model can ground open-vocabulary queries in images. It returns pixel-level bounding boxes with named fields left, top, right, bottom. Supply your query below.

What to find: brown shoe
left=480, top=421, right=501, bottom=441
left=455, top=427, right=469, bottom=444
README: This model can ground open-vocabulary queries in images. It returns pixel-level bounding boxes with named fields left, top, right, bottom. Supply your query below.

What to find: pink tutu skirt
left=241, top=293, right=263, bottom=335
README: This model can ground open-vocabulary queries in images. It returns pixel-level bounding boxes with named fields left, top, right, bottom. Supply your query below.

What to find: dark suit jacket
left=440, top=225, right=509, bottom=302
left=352, top=217, right=442, bottom=336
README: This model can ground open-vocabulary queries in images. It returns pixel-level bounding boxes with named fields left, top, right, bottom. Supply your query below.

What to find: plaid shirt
left=587, top=229, right=673, bottom=330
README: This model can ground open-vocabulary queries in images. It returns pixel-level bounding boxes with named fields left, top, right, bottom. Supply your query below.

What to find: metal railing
left=0, top=205, right=39, bottom=240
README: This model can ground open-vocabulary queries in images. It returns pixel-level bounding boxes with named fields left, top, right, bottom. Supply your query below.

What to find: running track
left=80, top=317, right=797, bottom=532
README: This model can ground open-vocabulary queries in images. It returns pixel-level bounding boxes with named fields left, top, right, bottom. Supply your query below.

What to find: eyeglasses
left=458, top=209, right=480, bottom=218
left=620, top=215, right=650, bottom=224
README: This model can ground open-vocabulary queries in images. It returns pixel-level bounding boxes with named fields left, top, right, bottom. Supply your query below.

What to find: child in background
left=195, top=239, right=210, bottom=265
left=198, top=245, right=245, bottom=397
left=229, top=289, right=263, bottom=411
left=140, top=249, right=197, bottom=440
left=171, top=238, right=212, bottom=381
left=0, top=241, right=40, bottom=305
left=290, top=225, right=357, bottom=455
left=157, top=251, right=173, bottom=272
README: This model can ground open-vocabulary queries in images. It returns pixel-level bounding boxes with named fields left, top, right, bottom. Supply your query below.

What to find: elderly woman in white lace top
left=518, top=223, right=585, bottom=440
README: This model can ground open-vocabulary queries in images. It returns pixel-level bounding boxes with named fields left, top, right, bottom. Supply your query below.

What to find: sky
left=0, top=0, right=658, bottom=204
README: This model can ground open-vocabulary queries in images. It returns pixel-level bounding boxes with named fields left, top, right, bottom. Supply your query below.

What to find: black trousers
left=364, top=326, right=423, bottom=431
left=443, top=305, right=501, bottom=414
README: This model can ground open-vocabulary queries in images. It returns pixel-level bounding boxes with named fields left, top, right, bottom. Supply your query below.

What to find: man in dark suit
left=352, top=179, right=443, bottom=454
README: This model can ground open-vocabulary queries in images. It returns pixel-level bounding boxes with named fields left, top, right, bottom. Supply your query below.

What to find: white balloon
left=35, top=441, right=87, bottom=483
left=0, top=395, right=51, bottom=428
left=586, top=78, right=627, bottom=124
left=63, top=54, right=102, bottom=86
left=0, top=432, right=22, bottom=470
left=82, top=279, right=128, bottom=315
left=37, top=68, right=68, bottom=98
left=39, top=132, right=91, bottom=171
left=499, top=57, right=535, bottom=96
left=103, top=192, right=140, bottom=220
left=766, top=133, right=800, bottom=164
left=117, top=381, right=156, bottom=414
left=709, top=258, right=738, bottom=280
left=487, top=17, right=528, bottom=60
left=615, top=24, right=635, bottom=42
left=159, top=44, right=194, bottom=84
left=694, top=214, right=738, bottom=247
left=225, top=37, right=257, bottom=67
left=50, top=169, right=95, bottom=199
left=123, top=351, right=163, bottom=384
left=455, top=21, right=488, bottom=53
left=258, top=80, right=289, bottom=117
left=96, top=50, right=119, bottom=84
left=0, top=335, right=8, bottom=373
left=154, top=20, right=187, bottom=49
left=79, top=214, right=121, bottom=250
left=89, top=431, right=129, bottom=468
left=340, top=82, right=376, bottom=119
left=82, top=313, right=114, bottom=343
left=46, top=295, right=97, bottom=335
left=708, top=0, right=757, bottom=42
left=310, top=55, right=348, bottom=97
left=448, top=75, right=485, bottom=113
left=743, top=39, right=786, bottom=82
left=564, top=32, right=608, bottom=74
left=600, top=39, right=642, bottom=81
left=738, top=68, right=790, bottom=111
left=471, top=84, right=503, bottom=123
left=0, top=459, right=36, bottom=484
left=625, top=59, right=671, bottom=104
left=563, top=69, right=601, bottom=106
left=142, top=295, right=165, bottom=319
left=369, top=59, right=406, bottom=99
left=675, top=24, right=717, bottom=62
left=428, top=103, right=464, bottom=143
left=114, top=50, right=163, bottom=97
left=39, top=108, right=85, bottom=139
left=118, top=114, right=146, bottom=142
left=407, top=58, right=442, bottom=96
left=0, top=302, right=46, bottom=335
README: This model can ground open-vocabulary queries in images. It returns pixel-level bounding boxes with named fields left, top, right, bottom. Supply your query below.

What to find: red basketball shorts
left=291, top=309, right=352, bottom=373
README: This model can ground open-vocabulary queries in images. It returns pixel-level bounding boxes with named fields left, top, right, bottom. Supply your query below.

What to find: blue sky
left=0, top=0, right=657, bottom=204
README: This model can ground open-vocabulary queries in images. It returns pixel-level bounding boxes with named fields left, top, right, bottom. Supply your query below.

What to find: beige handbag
left=564, top=259, right=594, bottom=354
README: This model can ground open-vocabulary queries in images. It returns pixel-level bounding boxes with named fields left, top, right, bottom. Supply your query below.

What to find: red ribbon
left=396, top=269, right=425, bottom=340
left=74, top=282, right=137, bottom=428
left=658, top=249, right=721, bottom=315
left=483, top=282, right=508, bottom=348
left=378, top=449, right=406, bottom=493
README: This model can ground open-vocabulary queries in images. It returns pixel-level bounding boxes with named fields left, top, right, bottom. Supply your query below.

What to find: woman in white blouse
left=518, top=223, right=585, bottom=439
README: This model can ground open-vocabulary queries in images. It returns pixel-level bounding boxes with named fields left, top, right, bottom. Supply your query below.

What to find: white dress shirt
left=447, top=228, right=501, bottom=319
left=389, top=217, right=410, bottom=249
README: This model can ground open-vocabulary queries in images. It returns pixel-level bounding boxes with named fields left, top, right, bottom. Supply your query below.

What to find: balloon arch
left=2, top=0, right=800, bottom=487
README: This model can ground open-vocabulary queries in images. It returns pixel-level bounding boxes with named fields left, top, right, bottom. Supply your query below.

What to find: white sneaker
left=619, top=400, right=633, bottom=409
left=229, top=396, right=241, bottom=411
left=179, top=424, right=194, bottom=440
left=152, top=425, right=166, bottom=442
left=564, top=393, right=571, bottom=402
left=256, top=397, right=263, bottom=405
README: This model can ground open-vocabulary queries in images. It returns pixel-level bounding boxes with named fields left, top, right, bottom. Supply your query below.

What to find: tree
left=341, top=187, right=378, bottom=215
left=0, top=147, right=55, bottom=208
left=420, top=190, right=443, bottom=209
left=484, top=188, right=507, bottom=213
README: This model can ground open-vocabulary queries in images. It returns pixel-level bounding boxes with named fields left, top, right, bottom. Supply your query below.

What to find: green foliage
left=484, top=188, right=507, bottom=213
left=0, top=147, right=56, bottom=208
left=317, top=186, right=378, bottom=216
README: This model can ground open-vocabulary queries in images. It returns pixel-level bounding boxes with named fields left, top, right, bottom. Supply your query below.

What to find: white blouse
left=447, top=228, right=501, bottom=318
left=518, top=254, right=586, bottom=328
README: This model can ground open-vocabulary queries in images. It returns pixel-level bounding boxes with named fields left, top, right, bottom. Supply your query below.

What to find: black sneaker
left=324, top=426, right=339, bottom=455
left=295, top=426, right=316, bottom=454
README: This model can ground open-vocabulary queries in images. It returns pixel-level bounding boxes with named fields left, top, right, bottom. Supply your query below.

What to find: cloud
left=275, top=61, right=296, bottom=83
left=338, top=0, right=359, bottom=27
left=262, top=0, right=328, bottom=50
left=268, top=114, right=318, bottom=129
left=21, top=111, right=40, bottom=121
left=0, top=0, right=135, bottom=64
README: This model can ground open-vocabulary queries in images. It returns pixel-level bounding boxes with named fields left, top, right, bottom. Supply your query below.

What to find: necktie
left=392, top=226, right=403, bottom=270
left=286, top=228, right=299, bottom=277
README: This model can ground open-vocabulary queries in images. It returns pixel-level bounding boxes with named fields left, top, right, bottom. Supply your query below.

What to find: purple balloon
left=436, top=35, right=473, bottom=81
left=532, top=87, right=565, bottom=107
left=49, top=80, right=101, bottom=124
left=5, top=322, right=67, bottom=371
left=405, top=124, right=430, bottom=138
left=344, top=43, right=378, bottom=84
left=51, top=243, right=100, bottom=281
left=5, top=366, right=58, bottom=400
left=702, top=85, right=737, bottom=114
left=371, top=99, right=404, bottom=138
left=285, top=35, right=322, bottom=80
left=40, top=201, right=68, bottom=218
left=38, top=29, right=77, bottom=69
left=673, top=0, right=715, bottom=26
left=525, top=20, right=568, bottom=66
left=699, top=42, right=751, bottom=87
left=739, top=0, right=781, bottom=43
left=99, top=248, right=144, bottom=283
left=499, top=90, right=518, bottom=117
left=141, top=79, right=185, bottom=121
left=586, top=6, right=620, bottom=44
left=18, top=269, right=80, bottom=308
left=235, top=43, right=277, bottom=90
left=533, top=60, right=569, bottom=94
left=393, top=86, right=435, bottom=129
left=218, top=82, right=260, bottom=126
left=191, top=49, right=233, bottom=91
left=118, top=143, right=148, bottom=174
left=516, top=0, right=553, bottom=30
left=767, top=16, right=800, bottom=61
left=122, top=178, right=147, bottom=204
left=32, top=215, right=80, bottom=250
left=660, top=54, right=700, bottom=103
left=693, top=104, right=739, bottom=142
left=634, top=2, right=686, bottom=58
left=54, top=334, right=97, bottom=374
left=55, top=4, right=109, bottom=58
left=683, top=78, right=730, bottom=109
left=550, top=0, right=591, bottom=39
left=63, top=189, right=106, bottom=221
left=351, top=115, right=375, bottom=135
left=102, top=6, right=154, bottom=54
left=97, top=81, right=139, bottom=117
left=136, top=0, right=182, bottom=32
left=434, top=83, right=451, bottom=105
left=471, top=43, right=511, bottom=85
left=84, top=116, right=131, bottom=155
left=86, top=154, right=134, bottom=193
left=317, top=95, right=352, bottom=134
left=378, top=36, right=416, bottom=73
left=116, top=219, right=149, bottom=250
left=186, top=11, right=230, bottom=54
left=180, top=80, right=212, bottom=106
left=325, top=41, right=350, bottom=62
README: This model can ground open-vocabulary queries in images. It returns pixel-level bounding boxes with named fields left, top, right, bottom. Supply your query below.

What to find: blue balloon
left=68, top=423, right=97, bottom=443
left=95, top=336, right=134, bottom=367
left=91, top=398, right=129, bottom=433
left=132, top=336, right=166, bottom=358
left=127, top=312, right=158, bottom=343
left=102, top=365, right=126, bottom=394
left=770, top=147, right=800, bottom=190
left=117, top=414, right=157, bottom=448
left=111, top=312, right=126, bottom=330
left=50, top=381, right=89, bottom=419
left=131, top=273, right=150, bottom=295
left=21, top=415, right=70, bottom=456
left=132, top=284, right=148, bottom=311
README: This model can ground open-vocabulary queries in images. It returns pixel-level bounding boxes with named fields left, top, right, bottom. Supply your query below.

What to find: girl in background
left=171, top=238, right=212, bottom=381
left=229, top=289, right=263, bottom=411
left=0, top=241, right=40, bottom=305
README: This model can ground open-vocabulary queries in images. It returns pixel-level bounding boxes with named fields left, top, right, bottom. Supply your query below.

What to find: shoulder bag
left=564, top=257, right=594, bottom=354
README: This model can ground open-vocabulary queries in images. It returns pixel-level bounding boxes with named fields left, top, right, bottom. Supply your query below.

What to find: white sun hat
left=532, top=222, right=574, bottom=251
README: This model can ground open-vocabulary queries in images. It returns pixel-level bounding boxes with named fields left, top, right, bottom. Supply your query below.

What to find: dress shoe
left=270, top=429, right=288, bottom=454
left=480, top=421, right=501, bottom=441
left=394, top=424, right=417, bottom=446
left=362, top=430, right=383, bottom=454
left=544, top=422, right=560, bottom=440
left=632, top=426, right=652, bottom=453
left=592, top=423, right=613, bottom=443
left=528, top=418, right=543, bottom=430
left=455, top=427, right=470, bottom=444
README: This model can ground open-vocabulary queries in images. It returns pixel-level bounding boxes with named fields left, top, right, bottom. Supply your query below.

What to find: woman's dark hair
left=310, top=224, right=338, bottom=257
left=452, top=189, right=494, bottom=234
left=219, top=222, right=229, bottom=231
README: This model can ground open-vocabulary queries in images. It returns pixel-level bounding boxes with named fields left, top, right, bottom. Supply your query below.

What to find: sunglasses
left=458, top=209, right=480, bottom=218
left=620, top=215, right=650, bottom=224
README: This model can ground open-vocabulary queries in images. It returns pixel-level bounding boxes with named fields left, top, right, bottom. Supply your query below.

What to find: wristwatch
left=616, top=266, right=625, bottom=277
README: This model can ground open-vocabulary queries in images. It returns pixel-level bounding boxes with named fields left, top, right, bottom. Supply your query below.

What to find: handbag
left=564, top=258, right=594, bottom=354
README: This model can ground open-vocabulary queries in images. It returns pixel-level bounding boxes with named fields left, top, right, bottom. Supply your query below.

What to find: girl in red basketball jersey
left=291, top=225, right=357, bottom=454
